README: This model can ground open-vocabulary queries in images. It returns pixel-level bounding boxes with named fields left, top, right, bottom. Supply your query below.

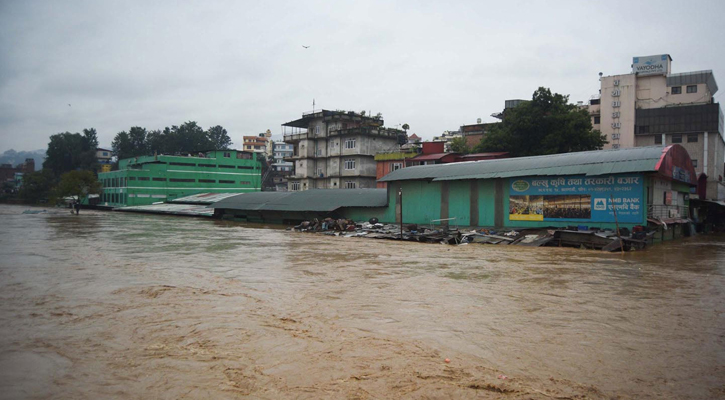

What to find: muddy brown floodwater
left=0, top=204, right=724, bottom=399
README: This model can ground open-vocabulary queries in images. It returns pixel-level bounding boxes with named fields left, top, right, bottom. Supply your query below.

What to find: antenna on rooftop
left=312, top=98, right=315, bottom=112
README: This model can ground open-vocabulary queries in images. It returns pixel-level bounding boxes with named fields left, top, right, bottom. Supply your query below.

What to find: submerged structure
left=99, top=150, right=262, bottom=207
left=378, top=145, right=697, bottom=237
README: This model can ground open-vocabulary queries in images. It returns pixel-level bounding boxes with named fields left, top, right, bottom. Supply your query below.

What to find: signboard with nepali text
left=508, top=174, right=644, bottom=224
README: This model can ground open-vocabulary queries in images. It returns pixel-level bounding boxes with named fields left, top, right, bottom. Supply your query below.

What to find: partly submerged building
left=282, top=109, right=404, bottom=191
left=378, top=145, right=697, bottom=234
left=210, top=189, right=388, bottom=224
left=99, top=150, right=261, bottom=207
left=209, top=145, right=701, bottom=238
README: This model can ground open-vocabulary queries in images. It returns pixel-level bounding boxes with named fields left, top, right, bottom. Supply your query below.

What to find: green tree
left=43, top=130, right=98, bottom=176
left=475, top=87, right=607, bottom=157
left=402, top=123, right=410, bottom=132
left=174, top=121, right=212, bottom=153
left=449, top=137, right=471, bottom=154
left=54, top=170, right=102, bottom=214
left=146, top=129, right=166, bottom=155
left=206, top=125, right=232, bottom=150
left=111, top=131, right=134, bottom=160
left=18, top=169, right=56, bottom=204
left=112, top=127, right=149, bottom=160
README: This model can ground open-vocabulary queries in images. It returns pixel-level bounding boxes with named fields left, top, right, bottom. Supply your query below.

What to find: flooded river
left=0, top=204, right=723, bottom=399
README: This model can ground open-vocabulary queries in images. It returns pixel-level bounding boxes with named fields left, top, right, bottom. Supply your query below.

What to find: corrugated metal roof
left=413, top=153, right=459, bottom=161
left=209, top=189, right=388, bottom=212
left=170, top=192, right=247, bottom=205
left=380, top=146, right=666, bottom=183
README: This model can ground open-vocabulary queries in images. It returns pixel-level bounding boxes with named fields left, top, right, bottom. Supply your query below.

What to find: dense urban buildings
left=98, top=150, right=261, bottom=207
left=282, top=109, right=404, bottom=191
left=588, top=54, right=724, bottom=200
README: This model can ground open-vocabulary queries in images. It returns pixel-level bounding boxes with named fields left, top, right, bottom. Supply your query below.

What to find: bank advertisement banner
left=508, top=174, right=643, bottom=223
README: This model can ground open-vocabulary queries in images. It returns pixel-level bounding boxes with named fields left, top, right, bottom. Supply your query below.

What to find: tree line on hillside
left=449, top=87, right=607, bottom=156
left=11, top=121, right=232, bottom=207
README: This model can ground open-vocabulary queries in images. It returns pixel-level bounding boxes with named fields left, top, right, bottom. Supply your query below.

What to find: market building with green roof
left=377, top=145, right=697, bottom=232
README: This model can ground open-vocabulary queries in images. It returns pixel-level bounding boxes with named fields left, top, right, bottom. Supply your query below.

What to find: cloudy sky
left=1, top=0, right=724, bottom=152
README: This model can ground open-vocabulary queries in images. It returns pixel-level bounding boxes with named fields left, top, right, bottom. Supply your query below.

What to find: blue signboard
left=508, top=174, right=644, bottom=223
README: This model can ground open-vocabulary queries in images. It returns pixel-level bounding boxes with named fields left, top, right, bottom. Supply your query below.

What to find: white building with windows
left=282, top=110, right=403, bottom=190
left=587, top=54, right=724, bottom=200
left=272, top=142, right=294, bottom=173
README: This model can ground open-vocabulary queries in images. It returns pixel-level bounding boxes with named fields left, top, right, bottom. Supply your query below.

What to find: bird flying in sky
left=302, top=45, right=310, bottom=49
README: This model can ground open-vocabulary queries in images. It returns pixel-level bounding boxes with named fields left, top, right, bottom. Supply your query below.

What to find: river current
left=0, top=204, right=723, bottom=399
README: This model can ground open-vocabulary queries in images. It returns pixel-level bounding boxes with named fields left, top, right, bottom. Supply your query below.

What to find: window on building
left=692, top=159, right=698, bottom=168
left=219, top=180, right=235, bottom=184
left=612, top=144, right=620, bottom=149
left=237, top=165, right=253, bottom=169
left=686, top=85, right=697, bottom=93
left=223, top=152, right=231, bottom=158
left=169, top=178, right=195, bottom=182
left=344, top=159, right=355, bottom=170
left=199, top=163, right=216, bottom=167
left=671, top=86, right=682, bottom=94
left=687, top=133, right=698, bottom=143
left=655, top=135, right=662, bottom=145
left=593, top=116, right=600, bottom=124
left=391, top=163, right=403, bottom=172
left=199, top=179, right=215, bottom=183
left=129, top=177, right=136, bottom=181
left=239, top=181, right=251, bottom=185
left=138, top=177, right=150, bottom=181
left=345, top=181, right=356, bottom=189
left=638, top=125, right=649, bottom=134
left=152, top=177, right=166, bottom=181
left=672, top=134, right=682, bottom=143
left=589, top=98, right=600, bottom=105
left=315, top=126, right=320, bottom=135
left=219, top=165, right=235, bottom=169
left=290, top=182, right=300, bottom=191
left=345, top=138, right=356, bottom=149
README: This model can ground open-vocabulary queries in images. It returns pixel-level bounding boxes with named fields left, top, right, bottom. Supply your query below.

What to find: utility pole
left=399, top=187, right=403, bottom=239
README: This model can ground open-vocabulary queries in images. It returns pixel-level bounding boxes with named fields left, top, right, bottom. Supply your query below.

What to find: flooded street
left=0, top=204, right=723, bottom=399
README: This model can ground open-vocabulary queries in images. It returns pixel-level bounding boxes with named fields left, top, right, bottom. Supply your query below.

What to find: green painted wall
left=396, top=181, right=443, bottom=225
left=447, top=180, right=470, bottom=227
left=99, top=150, right=261, bottom=207
left=478, top=180, right=496, bottom=227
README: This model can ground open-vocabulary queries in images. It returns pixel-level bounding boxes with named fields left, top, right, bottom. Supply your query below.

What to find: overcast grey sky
left=1, top=0, right=724, bottom=152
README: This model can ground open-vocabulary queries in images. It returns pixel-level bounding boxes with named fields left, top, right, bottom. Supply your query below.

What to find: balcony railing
left=648, top=204, right=689, bottom=220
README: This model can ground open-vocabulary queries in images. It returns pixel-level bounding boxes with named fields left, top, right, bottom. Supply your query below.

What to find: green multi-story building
left=98, top=150, right=262, bottom=207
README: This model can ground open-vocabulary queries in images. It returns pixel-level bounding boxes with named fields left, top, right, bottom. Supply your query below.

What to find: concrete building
left=97, top=147, right=113, bottom=172
left=282, top=109, right=403, bottom=191
left=460, top=121, right=499, bottom=148
left=587, top=54, right=724, bottom=200
left=374, top=151, right=418, bottom=189
left=98, top=150, right=261, bottom=207
left=272, top=142, right=294, bottom=173
left=431, top=130, right=462, bottom=152
left=242, top=134, right=270, bottom=154
left=0, top=158, right=34, bottom=183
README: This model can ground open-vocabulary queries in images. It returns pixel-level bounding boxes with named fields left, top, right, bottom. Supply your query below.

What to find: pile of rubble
left=291, top=218, right=655, bottom=251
